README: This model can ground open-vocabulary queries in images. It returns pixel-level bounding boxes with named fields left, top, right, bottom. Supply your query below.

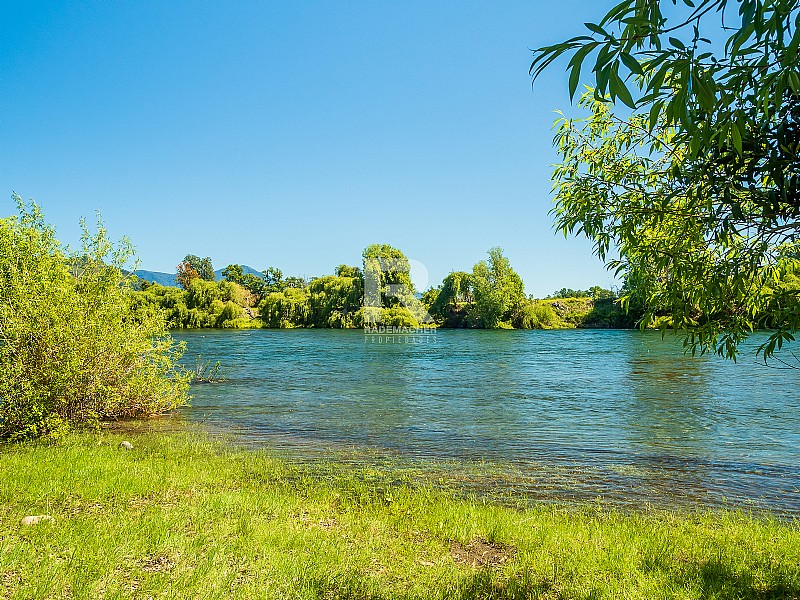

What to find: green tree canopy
left=363, top=244, right=416, bottom=325
left=471, top=248, right=525, bottom=329
left=531, top=0, right=800, bottom=359
left=183, top=254, right=215, bottom=281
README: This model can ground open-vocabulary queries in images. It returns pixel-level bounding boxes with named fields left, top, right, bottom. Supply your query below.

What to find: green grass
left=1, top=431, right=798, bottom=599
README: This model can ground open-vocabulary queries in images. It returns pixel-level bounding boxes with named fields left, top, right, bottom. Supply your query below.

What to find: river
left=173, top=329, right=800, bottom=514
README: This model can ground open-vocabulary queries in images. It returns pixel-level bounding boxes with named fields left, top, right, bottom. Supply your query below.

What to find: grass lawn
left=0, top=431, right=798, bottom=599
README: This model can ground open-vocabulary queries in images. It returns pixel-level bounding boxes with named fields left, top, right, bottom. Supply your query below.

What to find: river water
left=173, top=329, right=800, bottom=514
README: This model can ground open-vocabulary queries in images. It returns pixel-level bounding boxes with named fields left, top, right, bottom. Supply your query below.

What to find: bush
left=532, top=302, right=561, bottom=329
left=0, top=198, right=190, bottom=440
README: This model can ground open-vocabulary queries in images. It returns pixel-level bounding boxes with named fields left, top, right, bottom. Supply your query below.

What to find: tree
left=262, top=267, right=283, bottom=292
left=221, top=264, right=278, bottom=298
left=362, top=244, right=431, bottom=325
left=259, top=287, right=310, bottom=328
left=284, top=276, right=308, bottom=290
left=0, top=196, right=189, bottom=440
left=306, top=273, right=363, bottom=328
left=176, top=259, right=200, bottom=290
left=471, top=248, right=525, bottom=329
left=335, top=264, right=362, bottom=279
left=549, top=288, right=591, bottom=299
left=183, top=254, right=215, bottom=281
left=221, top=263, right=244, bottom=283
left=428, top=271, right=477, bottom=327
left=531, top=0, right=800, bottom=359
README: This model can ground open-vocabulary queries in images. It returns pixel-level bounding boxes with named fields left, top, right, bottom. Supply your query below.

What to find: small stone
left=20, top=515, right=54, bottom=526
left=118, top=441, right=133, bottom=451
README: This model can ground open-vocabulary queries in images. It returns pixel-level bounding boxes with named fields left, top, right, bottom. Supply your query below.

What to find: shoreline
left=1, top=430, right=798, bottom=598
left=95, top=419, right=800, bottom=519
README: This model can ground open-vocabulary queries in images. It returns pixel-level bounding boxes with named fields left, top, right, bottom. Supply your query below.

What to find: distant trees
left=362, top=244, right=431, bottom=326
left=221, top=264, right=287, bottom=298
left=136, top=245, right=623, bottom=331
left=428, top=271, right=476, bottom=327
left=306, top=273, right=363, bottom=328
left=549, top=286, right=614, bottom=300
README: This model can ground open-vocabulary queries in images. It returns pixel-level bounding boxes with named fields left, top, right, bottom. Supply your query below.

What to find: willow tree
left=531, top=0, right=800, bottom=359
left=362, top=244, right=431, bottom=326
left=428, top=271, right=476, bottom=327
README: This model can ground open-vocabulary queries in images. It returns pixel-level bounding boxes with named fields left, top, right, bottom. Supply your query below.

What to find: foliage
left=551, top=94, right=799, bottom=358
left=283, top=275, right=308, bottom=290
left=175, top=259, right=199, bottom=290
left=550, top=287, right=591, bottom=299
left=532, top=0, right=800, bottom=359
left=426, top=271, right=479, bottom=327
left=133, top=279, right=253, bottom=330
left=138, top=245, right=623, bottom=331
left=222, top=263, right=285, bottom=298
left=471, top=248, right=526, bottom=329
left=306, top=274, right=363, bottom=328
left=549, top=286, right=615, bottom=300
left=183, top=254, right=215, bottom=282
left=335, top=264, right=362, bottom=278
left=362, top=244, right=432, bottom=325
left=259, top=287, right=311, bottom=328
left=0, top=197, right=189, bottom=440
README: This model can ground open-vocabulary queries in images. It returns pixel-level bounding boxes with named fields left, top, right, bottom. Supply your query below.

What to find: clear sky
left=0, top=1, right=620, bottom=297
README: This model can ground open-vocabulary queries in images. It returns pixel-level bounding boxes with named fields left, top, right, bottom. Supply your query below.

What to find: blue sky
left=0, top=1, right=619, bottom=296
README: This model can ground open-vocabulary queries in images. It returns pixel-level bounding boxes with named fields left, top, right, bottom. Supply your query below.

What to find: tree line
left=132, top=246, right=625, bottom=331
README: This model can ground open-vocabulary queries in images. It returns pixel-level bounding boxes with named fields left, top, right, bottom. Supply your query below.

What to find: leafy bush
left=259, top=288, right=310, bottom=328
left=216, top=301, right=243, bottom=327
left=0, top=198, right=190, bottom=440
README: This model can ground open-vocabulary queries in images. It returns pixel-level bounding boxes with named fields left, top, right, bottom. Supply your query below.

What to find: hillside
left=134, top=265, right=263, bottom=288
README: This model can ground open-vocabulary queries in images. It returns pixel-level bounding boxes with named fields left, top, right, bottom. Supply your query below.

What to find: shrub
left=532, top=302, right=560, bottom=329
left=0, top=197, right=190, bottom=440
left=216, top=301, right=243, bottom=327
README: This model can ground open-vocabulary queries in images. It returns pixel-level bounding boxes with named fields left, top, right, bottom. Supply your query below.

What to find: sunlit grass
left=0, top=431, right=798, bottom=599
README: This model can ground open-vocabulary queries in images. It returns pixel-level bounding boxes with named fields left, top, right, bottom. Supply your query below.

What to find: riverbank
left=1, top=431, right=798, bottom=599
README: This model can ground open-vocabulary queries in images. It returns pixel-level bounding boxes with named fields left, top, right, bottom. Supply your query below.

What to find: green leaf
left=731, top=121, right=743, bottom=156
left=620, top=52, right=644, bottom=75
left=669, top=37, right=686, bottom=50
left=584, top=22, right=610, bottom=37
left=692, top=72, right=716, bottom=110
left=611, top=67, right=636, bottom=108
left=648, top=99, right=664, bottom=131
left=567, top=43, right=597, bottom=100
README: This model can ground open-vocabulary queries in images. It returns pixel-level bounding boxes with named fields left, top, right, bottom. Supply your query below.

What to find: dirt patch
left=450, top=538, right=515, bottom=568
left=139, top=555, right=175, bottom=573
left=2, top=570, right=21, bottom=595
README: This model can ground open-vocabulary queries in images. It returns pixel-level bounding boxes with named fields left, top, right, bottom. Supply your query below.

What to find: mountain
left=133, top=269, right=178, bottom=287
left=214, top=265, right=263, bottom=279
left=134, top=265, right=263, bottom=288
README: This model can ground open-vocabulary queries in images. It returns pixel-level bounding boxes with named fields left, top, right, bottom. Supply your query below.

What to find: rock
left=20, top=515, right=54, bottom=526
left=118, top=441, right=133, bottom=451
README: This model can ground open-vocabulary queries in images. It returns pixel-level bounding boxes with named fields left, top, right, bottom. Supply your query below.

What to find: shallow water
left=173, top=329, right=800, bottom=514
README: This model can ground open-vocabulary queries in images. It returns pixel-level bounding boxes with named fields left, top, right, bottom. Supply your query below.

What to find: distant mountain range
left=133, top=265, right=263, bottom=288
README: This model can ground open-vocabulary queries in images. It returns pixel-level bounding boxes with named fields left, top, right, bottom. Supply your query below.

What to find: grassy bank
left=0, top=432, right=798, bottom=599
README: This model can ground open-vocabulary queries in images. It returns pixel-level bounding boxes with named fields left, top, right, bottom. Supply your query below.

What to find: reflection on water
left=173, top=329, right=800, bottom=514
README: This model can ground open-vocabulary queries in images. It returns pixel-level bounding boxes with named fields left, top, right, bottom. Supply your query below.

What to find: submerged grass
left=0, top=431, right=798, bottom=599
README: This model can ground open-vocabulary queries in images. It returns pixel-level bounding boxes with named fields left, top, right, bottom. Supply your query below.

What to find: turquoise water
left=173, top=329, right=800, bottom=514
